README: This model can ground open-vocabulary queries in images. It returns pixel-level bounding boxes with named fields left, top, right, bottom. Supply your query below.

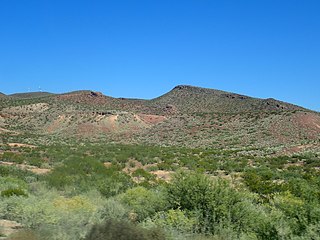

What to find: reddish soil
left=138, top=114, right=167, bottom=124
left=282, top=144, right=317, bottom=155
left=77, top=123, right=106, bottom=136
left=294, top=113, right=320, bottom=132
left=56, top=91, right=110, bottom=105
left=47, top=115, right=69, bottom=133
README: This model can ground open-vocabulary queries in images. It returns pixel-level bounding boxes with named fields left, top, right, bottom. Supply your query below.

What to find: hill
left=1, top=85, right=320, bottom=239
left=0, top=85, right=319, bottom=154
left=150, top=85, right=306, bottom=114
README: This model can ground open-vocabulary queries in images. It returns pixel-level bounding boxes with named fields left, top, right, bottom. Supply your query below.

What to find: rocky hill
left=150, top=85, right=306, bottom=114
left=0, top=85, right=319, bottom=154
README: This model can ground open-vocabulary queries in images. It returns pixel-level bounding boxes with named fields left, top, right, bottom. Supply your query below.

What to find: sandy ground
left=0, top=220, right=22, bottom=237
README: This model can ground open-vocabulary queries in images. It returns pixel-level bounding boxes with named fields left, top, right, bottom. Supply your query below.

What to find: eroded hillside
left=0, top=86, right=319, bottom=154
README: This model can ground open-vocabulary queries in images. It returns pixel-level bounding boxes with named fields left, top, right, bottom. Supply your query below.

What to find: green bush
left=1, top=152, right=24, bottom=164
left=271, top=191, right=320, bottom=236
left=1, top=188, right=27, bottom=197
left=166, top=171, right=213, bottom=212
left=25, top=158, right=43, bottom=168
left=119, top=186, right=167, bottom=222
left=166, top=171, right=281, bottom=239
left=100, top=198, right=130, bottom=221
left=0, top=189, right=110, bottom=239
left=243, top=168, right=284, bottom=195
left=0, top=177, right=28, bottom=192
left=145, top=209, right=197, bottom=233
left=0, top=165, right=37, bottom=181
left=46, top=157, right=133, bottom=197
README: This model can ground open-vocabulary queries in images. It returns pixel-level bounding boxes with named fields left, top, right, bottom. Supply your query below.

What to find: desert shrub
left=1, top=152, right=24, bottom=164
left=119, top=186, right=167, bottom=222
left=0, top=189, right=108, bottom=240
left=144, top=209, right=197, bottom=233
left=158, top=162, right=178, bottom=171
left=271, top=191, right=320, bottom=236
left=0, top=177, right=28, bottom=192
left=85, top=219, right=166, bottom=240
left=286, top=177, right=320, bottom=203
left=1, top=188, right=27, bottom=197
left=166, top=171, right=282, bottom=239
left=25, top=158, right=43, bottom=168
left=132, top=168, right=155, bottom=181
left=0, top=165, right=37, bottom=181
left=96, top=171, right=133, bottom=198
left=99, top=198, right=130, bottom=221
left=196, top=160, right=218, bottom=173
left=0, top=195, right=60, bottom=228
left=46, top=157, right=133, bottom=197
left=218, top=159, right=247, bottom=173
left=243, top=168, right=284, bottom=195
left=302, top=222, right=320, bottom=239
left=166, top=171, right=213, bottom=212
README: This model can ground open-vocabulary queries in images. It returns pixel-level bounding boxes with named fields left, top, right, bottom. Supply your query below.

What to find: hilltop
left=150, top=85, right=307, bottom=114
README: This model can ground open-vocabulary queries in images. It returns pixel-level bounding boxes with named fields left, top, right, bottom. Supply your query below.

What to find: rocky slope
left=0, top=85, right=319, bottom=153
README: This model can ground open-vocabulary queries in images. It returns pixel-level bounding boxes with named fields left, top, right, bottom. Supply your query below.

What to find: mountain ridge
left=150, top=85, right=309, bottom=114
left=1, top=85, right=315, bottom=113
left=1, top=84, right=319, bottom=152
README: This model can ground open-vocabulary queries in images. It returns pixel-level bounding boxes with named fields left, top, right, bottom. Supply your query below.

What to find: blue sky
left=0, top=0, right=319, bottom=111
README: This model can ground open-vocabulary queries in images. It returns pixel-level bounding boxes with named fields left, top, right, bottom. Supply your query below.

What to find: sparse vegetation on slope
left=0, top=86, right=319, bottom=239
left=1, top=86, right=319, bottom=151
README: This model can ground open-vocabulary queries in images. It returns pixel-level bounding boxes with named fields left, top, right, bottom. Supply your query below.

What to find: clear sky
left=0, top=0, right=319, bottom=111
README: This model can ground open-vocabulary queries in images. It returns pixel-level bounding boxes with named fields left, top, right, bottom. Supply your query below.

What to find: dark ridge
left=172, top=84, right=227, bottom=94
left=261, top=98, right=305, bottom=111
left=59, top=90, right=100, bottom=95
left=169, top=85, right=253, bottom=99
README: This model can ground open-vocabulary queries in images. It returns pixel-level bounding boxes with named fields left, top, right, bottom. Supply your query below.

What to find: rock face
left=89, top=91, right=104, bottom=97
left=173, top=85, right=193, bottom=90
left=263, top=98, right=289, bottom=110
left=164, top=104, right=177, bottom=114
